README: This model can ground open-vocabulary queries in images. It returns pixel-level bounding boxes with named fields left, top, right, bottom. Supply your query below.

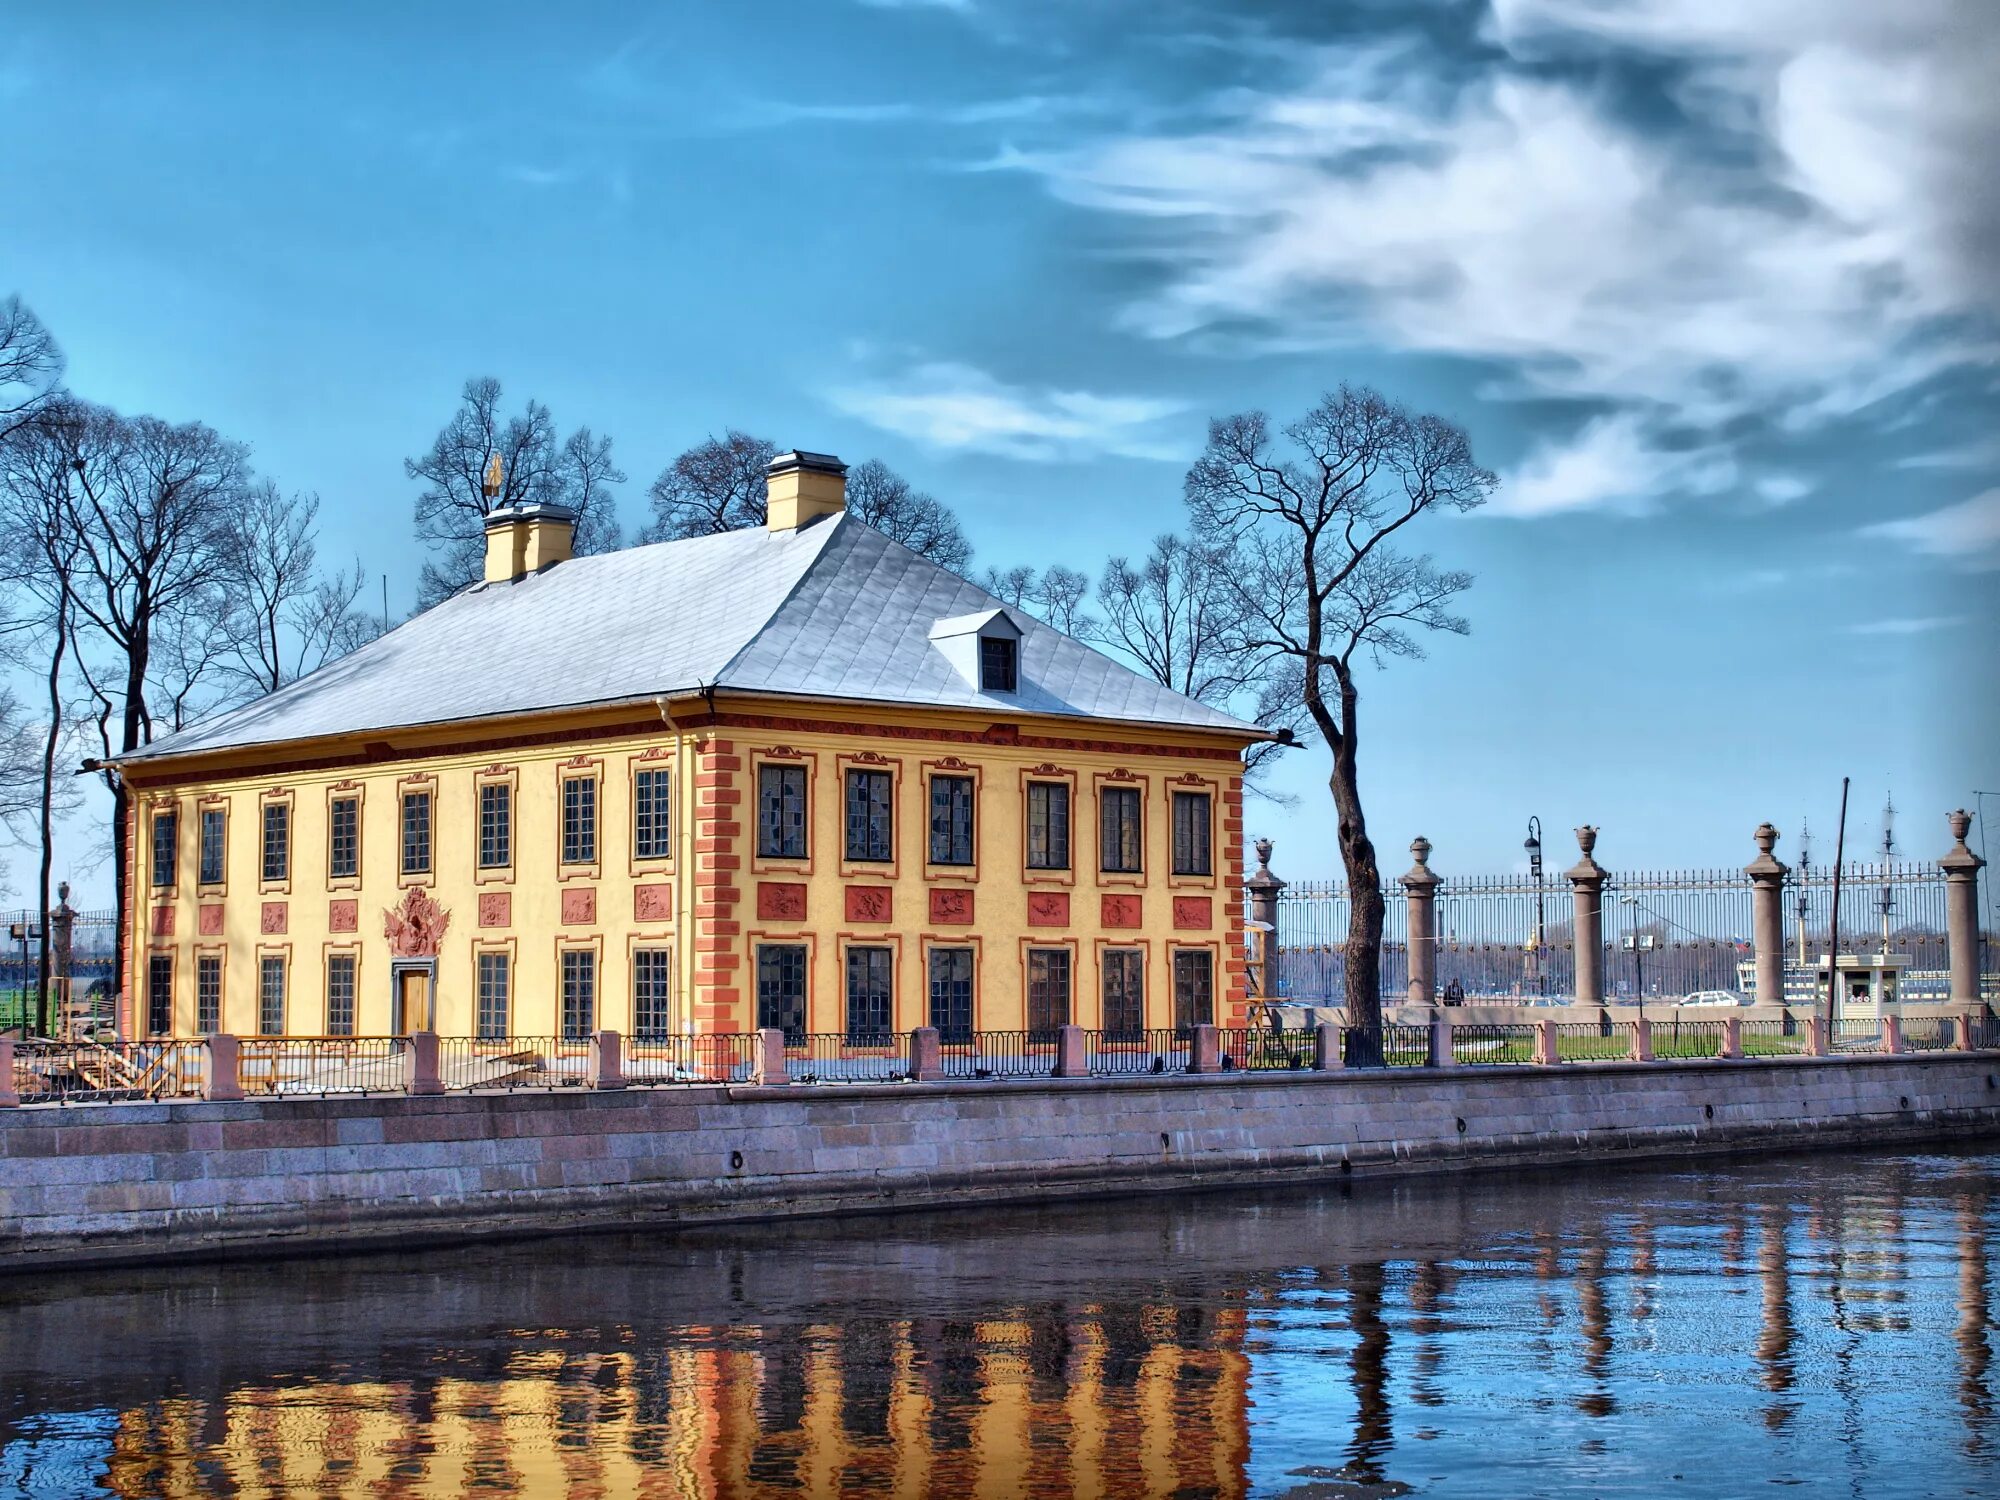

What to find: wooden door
left=398, top=971, right=428, bottom=1035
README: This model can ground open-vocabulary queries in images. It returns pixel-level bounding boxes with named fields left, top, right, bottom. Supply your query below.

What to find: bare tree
left=1186, top=385, right=1494, bottom=1058
left=219, top=481, right=375, bottom=696
left=844, top=459, right=972, bottom=570
left=976, top=563, right=1093, bottom=633
left=0, top=295, right=63, bottom=444
left=406, top=377, right=624, bottom=608
left=640, top=430, right=776, bottom=540
left=977, top=564, right=1036, bottom=609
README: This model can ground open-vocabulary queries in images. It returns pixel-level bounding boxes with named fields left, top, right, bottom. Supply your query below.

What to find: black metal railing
left=625, top=1032, right=760, bottom=1086
left=1449, top=1023, right=1538, bottom=1065
left=436, top=1036, right=590, bottom=1089
left=238, top=1037, right=408, bottom=1095
left=10, top=1039, right=206, bottom=1105
left=938, top=1031, right=1059, bottom=1080
left=786, top=1033, right=909, bottom=1085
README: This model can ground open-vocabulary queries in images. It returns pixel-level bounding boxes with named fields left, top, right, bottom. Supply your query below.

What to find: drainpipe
left=656, top=697, right=695, bottom=1036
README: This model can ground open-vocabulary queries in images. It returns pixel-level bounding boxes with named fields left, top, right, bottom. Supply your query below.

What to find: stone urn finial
left=1942, top=809, right=1984, bottom=874
left=1949, top=808, right=1973, bottom=846
left=1253, top=836, right=1273, bottom=875
left=1754, top=821, right=1778, bottom=856
left=1575, top=825, right=1597, bottom=857
left=1411, top=835, right=1432, bottom=867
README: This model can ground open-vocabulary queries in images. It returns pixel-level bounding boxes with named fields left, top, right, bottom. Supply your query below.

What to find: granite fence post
left=1314, top=1022, right=1344, bottom=1071
left=404, top=1031, right=444, bottom=1096
left=1880, top=1014, right=1904, bottom=1056
left=1188, top=1024, right=1221, bottom=1074
left=0, top=1037, right=17, bottom=1107
left=1942, top=809, right=1987, bottom=1009
left=201, top=1033, right=244, bottom=1102
left=1568, top=827, right=1607, bottom=1007
left=1806, top=1013, right=1830, bottom=1057
left=908, top=1027, right=943, bottom=1082
left=587, top=1030, right=625, bottom=1090
left=1246, top=837, right=1287, bottom=1000
left=1535, top=1017, right=1560, bottom=1066
left=1745, top=822, right=1789, bottom=1008
left=1630, top=1016, right=1654, bottom=1063
left=1402, top=837, right=1441, bottom=1007
left=1428, top=1011, right=1453, bottom=1069
left=1955, top=1013, right=1977, bottom=1051
left=1054, top=1024, right=1088, bottom=1078
left=1721, top=1015, right=1743, bottom=1061
left=752, top=1028, right=788, bottom=1086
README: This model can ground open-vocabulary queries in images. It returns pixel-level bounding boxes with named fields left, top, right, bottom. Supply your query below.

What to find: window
left=400, top=791, right=431, bottom=875
left=477, top=952, right=510, bottom=1040
left=147, top=953, right=173, bottom=1035
left=1102, top=949, right=1145, bottom=1039
left=196, top=954, right=222, bottom=1035
left=328, top=796, right=359, bottom=880
left=928, top=947, right=973, bottom=1043
left=929, top=775, right=974, bottom=865
left=198, top=808, right=225, bottom=885
left=844, top=769, right=893, bottom=862
left=757, top=944, right=808, bottom=1041
left=633, top=949, right=673, bottom=1040
left=758, top=765, right=808, bottom=859
left=261, top=802, right=289, bottom=883
left=151, top=811, right=177, bottom=889
left=1027, top=948, right=1071, bottom=1037
left=1099, top=787, right=1142, bottom=874
left=562, top=776, right=597, bottom=865
left=326, top=953, right=356, bottom=1036
left=478, top=783, right=511, bottom=870
left=979, top=635, right=1017, bottom=692
left=560, top=950, right=596, bottom=1040
left=258, top=955, right=286, bottom=1035
left=1172, top=791, right=1213, bottom=877
left=634, top=769, right=672, bottom=860
left=845, top=946, right=893, bottom=1042
left=1173, top=950, right=1214, bottom=1029
left=1026, top=782, right=1070, bottom=870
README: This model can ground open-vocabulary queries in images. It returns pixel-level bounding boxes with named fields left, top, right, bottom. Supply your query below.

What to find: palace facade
left=114, top=452, right=1266, bottom=1041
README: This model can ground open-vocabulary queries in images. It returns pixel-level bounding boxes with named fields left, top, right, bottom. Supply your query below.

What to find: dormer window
left=980, top=636, right=1017, bottom=693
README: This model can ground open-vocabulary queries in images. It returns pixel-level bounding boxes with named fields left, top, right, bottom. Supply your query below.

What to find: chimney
left=482, top=503, right=576, bottom=584
left=765, top=451, right=847, bottom=532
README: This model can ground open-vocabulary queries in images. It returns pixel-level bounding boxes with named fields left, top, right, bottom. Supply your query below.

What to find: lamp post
left=1622, top=929, right=1656, bottom=1022
left=1524, top=818, right=1545, bottom=998
left=8, top=918, right=42, bottom=1036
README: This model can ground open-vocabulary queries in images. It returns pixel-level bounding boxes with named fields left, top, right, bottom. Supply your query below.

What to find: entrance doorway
left=390, top=959, right=436, bottom=1035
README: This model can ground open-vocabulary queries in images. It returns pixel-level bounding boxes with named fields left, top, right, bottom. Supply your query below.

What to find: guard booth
left=1814, top=951, right=1912, bottom=1018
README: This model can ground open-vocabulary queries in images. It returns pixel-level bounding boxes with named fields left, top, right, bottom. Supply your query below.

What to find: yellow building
left=114, top=452, right=1265, bottom=1042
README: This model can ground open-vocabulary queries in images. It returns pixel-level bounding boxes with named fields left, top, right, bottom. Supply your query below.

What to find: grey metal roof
left=129, top=514, right=1257, bottom=762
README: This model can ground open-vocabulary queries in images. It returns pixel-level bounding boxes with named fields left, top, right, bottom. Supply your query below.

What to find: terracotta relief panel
left=150, top=906, right=175, bottom=937
left=844, top=885, right=893, bottom=924
left=1100, top=894, right=1143, bottom=929
left=383, top=887, right=450, bottom=957
left=560, top=887, right=597, bottom=925
left=328, top=899, right=358, bottom=934
left=634, top=883, right=674, bottom=923
left=198, top=904, right=224, bottom=937
left=929, top=887, right=975, bottom=925
left=757, top=882, right=808, bottom=922
left=1172, top=896, right=1214, bottom=931
left=259, top=901, right=287, bottom=935
left=478, top=892, right=512, bottom=928
left=1027, top=891, right=1071, bottom=928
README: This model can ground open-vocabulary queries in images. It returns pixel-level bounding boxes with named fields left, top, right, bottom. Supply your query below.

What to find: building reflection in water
left=3, top=1150, right=1996, bottom=1499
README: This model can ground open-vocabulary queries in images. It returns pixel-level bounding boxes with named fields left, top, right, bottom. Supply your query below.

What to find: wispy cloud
left=1844, top=616, right=1965, bottom=637
left=1002, top=2, right=2000, bottom=516
left=830, top=361, right=1184, bottom=461
left=1858, top=487, right=2000, bottom=564
left=731, top=94, right=1075, bottom=130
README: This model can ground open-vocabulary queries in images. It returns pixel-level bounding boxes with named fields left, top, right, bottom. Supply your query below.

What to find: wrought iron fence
left=1380, top=1023, right=1432, bottom=1067
left=1217, top=1027, right=1315, bottom=1071
left=1740, top=1019, right=1810, bottom=1056
left=1082, top=1029, right=1189, bottom=1077
left=238, top=1037, right=408, bottom=1095
left=1829, top=1018, right=1881, bottom=1053
left=10, top=1039, right=206, bottom=1104
left=939, top=1031, right=1059, bottom=1080
left=1553, top=1021, right=1631, bottom=1062
left=1900, top=1016, right=1956, bottom=1053
left=1268, top=860, right=1989, bottom=1004
left=436, top=1036, right=591, bottom=1089
left=626, top=1033, right=760, bottom=1086
left=786, top=1033, right=909, bottom=1085
left=1647, top=1017, right=1726, bottom=1060
left=1448, top=1023, right=1538, bottom=1065
left=2, top=908, right=118, bottom=1038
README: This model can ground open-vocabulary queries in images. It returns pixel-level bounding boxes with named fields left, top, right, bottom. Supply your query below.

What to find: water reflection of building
left=89, top=1306, right=1251, bottom=1499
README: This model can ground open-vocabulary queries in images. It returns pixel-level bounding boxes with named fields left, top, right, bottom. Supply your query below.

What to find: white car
left=1678, top=990, right=1750, bottom=1007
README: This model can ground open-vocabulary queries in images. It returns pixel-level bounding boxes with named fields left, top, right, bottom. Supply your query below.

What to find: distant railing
left=238, top=1037, right=407, bottom=1095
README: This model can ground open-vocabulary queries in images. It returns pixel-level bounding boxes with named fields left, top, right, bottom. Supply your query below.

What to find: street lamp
left=8, top=919, right=42, bottom=1036
left=1619, top=898, right=1656, bottom=1023
left=1524, top=818, right=1546, bottom=997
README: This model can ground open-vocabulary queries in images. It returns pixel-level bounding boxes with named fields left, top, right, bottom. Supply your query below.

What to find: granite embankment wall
left=6, top=1054, right=2000, bottom=1269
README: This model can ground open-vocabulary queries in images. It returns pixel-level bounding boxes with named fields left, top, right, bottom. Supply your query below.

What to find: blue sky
left=3, top=0, right=1996, bottom=903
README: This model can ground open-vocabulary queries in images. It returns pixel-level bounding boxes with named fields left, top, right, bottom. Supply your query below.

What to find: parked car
left=1678, top=990, right=1751, bottom=1007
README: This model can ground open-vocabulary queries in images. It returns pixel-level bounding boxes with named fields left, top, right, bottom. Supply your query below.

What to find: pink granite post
left=200, top=1033, right=244, bottom=1102
left=908, top=1026, right=944, bottom=1082
left=1720, top=1016, right=1743, bottom=1060
left=1188, top=1024, right=1221, bottom=1074
left=0, top=1037, right=17, bottom=1107
left=1053, top=1024, right=1088, bottom=1078
left=1427, top=1012, right=1454, bottom=1069
left=1535, top=1018, right=1560, bottom=1066
left=1806, top=1013, right=1830, bottom=1057
left=1314, top=1022, right=1344, bottom=1071
left=588, top=1030, right=625, bottom=1089
left=404, top=1031, right=444, bottom=1096
left=1954, top=1013, right=1977, bottom=1051
left=752, top=1028, right=788, bottom=1085
left=1630, top=1016, right=1654, bottom=1062
left=1879, top=1014, right=1904, bottom=1056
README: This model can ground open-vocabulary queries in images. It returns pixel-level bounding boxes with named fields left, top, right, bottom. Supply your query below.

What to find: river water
left=2, top=1145, right=1995, bottom=1498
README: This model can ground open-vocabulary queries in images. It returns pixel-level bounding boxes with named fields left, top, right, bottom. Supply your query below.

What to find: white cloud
left=1858, top=488, right=2000, bottom=563
left=830, top=361, right=1184, bottom=461
left=1844, top=616, right=1965, bottom=637
left=1006, top=2, right=2000, bottom=515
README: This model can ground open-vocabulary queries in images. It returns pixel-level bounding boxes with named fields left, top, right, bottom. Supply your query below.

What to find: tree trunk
left=34, top=609, right=65, bottom=1037
left=1330, top=672, right=1385, bottom=1063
